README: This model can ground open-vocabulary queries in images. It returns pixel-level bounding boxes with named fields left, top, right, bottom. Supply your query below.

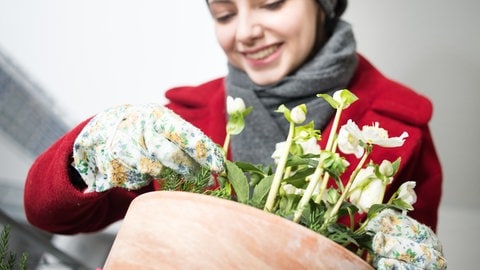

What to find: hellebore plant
left=214, top=89, right=417, bottom=257
left=223, top=96, right=252, bottom=152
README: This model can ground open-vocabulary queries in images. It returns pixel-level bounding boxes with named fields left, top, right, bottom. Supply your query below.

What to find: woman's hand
left=366, top=209, right=447, bottom=270
left=73, top=104, right=225, bottom=192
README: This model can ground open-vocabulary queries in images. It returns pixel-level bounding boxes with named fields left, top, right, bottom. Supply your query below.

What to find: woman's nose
left=235, top=13, right=263, bottom=45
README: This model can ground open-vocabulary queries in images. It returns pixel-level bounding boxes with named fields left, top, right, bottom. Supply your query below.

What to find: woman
left=25, top=0, right=444, bottom=268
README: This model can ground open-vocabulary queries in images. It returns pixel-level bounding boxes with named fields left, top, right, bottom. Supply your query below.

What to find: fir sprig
left=158, top=167, right=213, bottom=194
left=0, top=225, right=27, bottom=270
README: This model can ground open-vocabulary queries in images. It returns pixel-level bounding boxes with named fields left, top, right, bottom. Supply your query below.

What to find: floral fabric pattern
left=366, top=209, right=447, bottom=270
left=73, top=104, right=225, bottom=192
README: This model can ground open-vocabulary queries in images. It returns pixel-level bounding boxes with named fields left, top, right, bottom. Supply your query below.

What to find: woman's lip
left=242, top=44, right=281, bottom=60
left=241, top=44, right=283, bottom=68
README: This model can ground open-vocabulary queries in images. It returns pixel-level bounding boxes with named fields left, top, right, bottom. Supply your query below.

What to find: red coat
left=24, top=55, right=442, bottom=234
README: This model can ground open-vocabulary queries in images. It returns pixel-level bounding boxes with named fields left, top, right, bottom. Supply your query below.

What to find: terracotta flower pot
left=103, top=191, right=373, bottom=269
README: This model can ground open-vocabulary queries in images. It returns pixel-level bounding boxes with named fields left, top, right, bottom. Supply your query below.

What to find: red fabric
left=24, top=55, right=442, bottom=234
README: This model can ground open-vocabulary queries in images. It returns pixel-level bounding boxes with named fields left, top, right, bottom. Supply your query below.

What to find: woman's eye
left=263, top=0, right=286, bottom=10
left=215, top=13, right=235, bottom=23
left=209, top=3, right=236, bottom=24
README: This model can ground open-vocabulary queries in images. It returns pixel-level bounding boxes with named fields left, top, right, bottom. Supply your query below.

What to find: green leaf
left=233, top=162, right=271, bottom=187
left=317, top=89, right=358, bottom=109
left=391, top=157, right=401, bottom=175
left=283, top=167, right=315, bottom=187
left=326, top=188, right=340, bottom=205
left=339, top=89, right=358, bottom=107
left=275, top=104, right=292, bottom=123
left=242, top=106, right=253, bottom=117
left=234, top=161, right=269, bottom=175
left=225, top=160, right=250, bottom=203
left=293, top=121, right=320, bottom=140
left=317, top=93, right=339, bottom=109
left=251, top=175, right=274, bottom=207
left=285, top=154, right=311, bottom=167
left=320, top=151, right=347, bottom=179
left=249, top=173, right=262, bottom=187
left=366, top=203, right=403, bottom=219
left=289, top=142, right=303, bottom=156
left=391, top=198, right=414, bottom=211
left=336, top=201, right=359, bottom=218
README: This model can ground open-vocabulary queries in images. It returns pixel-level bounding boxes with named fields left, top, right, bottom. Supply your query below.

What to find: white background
left=1, top=0, right=479, bottom=268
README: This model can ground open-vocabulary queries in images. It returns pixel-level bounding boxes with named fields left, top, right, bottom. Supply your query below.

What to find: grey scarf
left=226, top=20, right=357, bottom=166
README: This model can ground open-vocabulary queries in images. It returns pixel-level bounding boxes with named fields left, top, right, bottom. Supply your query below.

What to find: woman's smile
left=242, top=44, right=283, bottom=68
left=243, top=44, right=281, bottom=60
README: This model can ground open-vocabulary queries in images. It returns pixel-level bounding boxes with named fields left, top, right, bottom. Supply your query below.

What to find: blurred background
left=0, top=0, right=478, bottom=269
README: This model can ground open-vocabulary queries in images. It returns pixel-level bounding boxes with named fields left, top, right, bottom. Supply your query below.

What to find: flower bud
left=397, top=181, right=417, bottom=207
left=333, top=90, right=344, bottom=105
left=226, top=96, right=246, bottom=115
left=379, top=160, right=394, bottom=177
left=348, top=166, right=387, bottom=213
left=290, top=105, right=306, bottom=124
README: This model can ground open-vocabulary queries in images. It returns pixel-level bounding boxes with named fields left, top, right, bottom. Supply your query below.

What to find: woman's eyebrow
left=208, top=0, right=233, bottom=4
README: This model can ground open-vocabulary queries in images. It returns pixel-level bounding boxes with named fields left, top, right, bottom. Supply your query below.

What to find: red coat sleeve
left=24, top=79, right=227, bottom=235
left=24, top=119, right=154, bottom=234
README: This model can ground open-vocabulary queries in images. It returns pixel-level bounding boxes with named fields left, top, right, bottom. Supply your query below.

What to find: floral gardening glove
left=73, top=104, right=225, bottom=192
left=366, top=209, right=447, bottom=270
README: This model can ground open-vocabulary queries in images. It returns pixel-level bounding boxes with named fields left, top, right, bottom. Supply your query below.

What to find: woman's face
left=208, top=0, right=324, bottom=86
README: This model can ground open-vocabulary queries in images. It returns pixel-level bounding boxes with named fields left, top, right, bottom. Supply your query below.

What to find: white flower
left=337, top=121, right=364, bottom=158
left=358, top=122, right=409, bottom=148
left=298, top=137, right=321, bottom=155
left=290, top=105, right=306, bottom=124
left=338, top=120, right=409, bottom=157
left=226, top=96, right=246, bottom=115
left=271, top=137, right=320, bottom=164
left=397, top=181, right=417, bottom=208
left=348, top=166, right=387, bottom=213
left=271, top=141, right=287, bottom=164
left=282, top=184, right=304, bottom=196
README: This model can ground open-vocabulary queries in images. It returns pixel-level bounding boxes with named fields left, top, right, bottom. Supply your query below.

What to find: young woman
left=25, top=0, right=444, bottom=268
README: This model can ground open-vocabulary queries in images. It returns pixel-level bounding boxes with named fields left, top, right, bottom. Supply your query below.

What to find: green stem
left=283, top=166, right=292, bottom=179
left=354, top=217, right=370, bottom=234
left=222, top=132, right=231, bottom=154
left=325, top=106, right=343, bottom=152
left=292, top=163, right=324, bottom=223
left=264, top=122, right=295, bottom=212
left=327, top=149, right=370, bottom=222
left=314, top=171, right=329, bottom=204
left=386, top=190, right=399, bottom=205
left=292, top=107, right=344, bottom=222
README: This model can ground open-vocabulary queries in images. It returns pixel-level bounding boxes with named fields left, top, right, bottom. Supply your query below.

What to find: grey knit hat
left=205, top=0, right=347, bottom=19
left=317, top=0, right=347, bottom=19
